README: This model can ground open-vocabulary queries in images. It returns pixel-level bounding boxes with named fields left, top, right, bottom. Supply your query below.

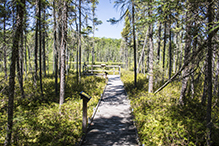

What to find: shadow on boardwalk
left=82, top=75, right=139, bottom=146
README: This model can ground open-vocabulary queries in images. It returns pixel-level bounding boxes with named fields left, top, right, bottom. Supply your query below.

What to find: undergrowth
left=0, top=73, right=105, bottom=145
left=121, top=71, right=219, bottom=146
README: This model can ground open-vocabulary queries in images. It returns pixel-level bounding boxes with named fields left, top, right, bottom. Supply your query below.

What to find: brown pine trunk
left=132, top=1, right=137, bottom=88
left=43, top=7, right=46, bottom=77
left=4, top=0, right=25, bottom=145
left=157, top=22, right=161, bottom=62
left=53, top=0, right=58, bottom=97
left=168, top=22, right=172, bottom=79
left=34, top=0, right=39, bottom=86
left=206, top=0, right=213, bottom=144
left=162, top=18, right=167, bottom=83
left=3, top=1, right=7, bottom=80
left=17, top=30, right=25, bottom=99
left=39, top=0, right=43, bottom=97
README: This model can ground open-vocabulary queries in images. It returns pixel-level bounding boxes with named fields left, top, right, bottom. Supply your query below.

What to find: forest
left=0, top=0, right=219, bottom=145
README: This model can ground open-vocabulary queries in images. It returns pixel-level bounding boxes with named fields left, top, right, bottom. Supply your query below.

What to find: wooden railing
left=83, top=64, right=121, bottom=76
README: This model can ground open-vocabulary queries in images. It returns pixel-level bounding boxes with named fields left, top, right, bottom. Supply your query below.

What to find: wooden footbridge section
left=81, top=75, right=139, bottom=146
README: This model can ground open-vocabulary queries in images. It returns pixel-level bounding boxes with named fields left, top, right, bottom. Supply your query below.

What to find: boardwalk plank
left=82, top=75, right=138, bottom=146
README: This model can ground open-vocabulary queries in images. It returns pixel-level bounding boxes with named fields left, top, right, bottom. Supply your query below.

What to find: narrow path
left=82, top=75, right=138, bottom=146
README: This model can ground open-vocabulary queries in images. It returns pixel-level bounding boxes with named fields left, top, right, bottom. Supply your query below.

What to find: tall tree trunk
left=206, top=0, right=213, bottom=144
left=179, top=8, right=191, bottom=105
left=59, top=0, right=67, bottom=109
left=132, top=1, right=137, bottom=88
left=179, top=32, right=183, bottom=72
left=191, top=22, right=198, bottom=99
left=24, top=30, right=27, bottom=79
left=17, top=26, right=25, bottom=99
left=34, top=0, right=39, bottom=86
left=125, top=37, right=128, bottom=70
left=162, top=18, right=167, bottom=83
left=169, top=22, right=172, bottom=79
left=91, top=2, right=96, bottom=74
left=27, top=46, right=32, bottom=72
left=4, top=0, right=25, bottom=145
left=17, top=44, right=25, bottom=99
left=43, top=7, right=46, bottom=77
left=3, top=1, right=7, bottom=80
left=137, top=28, right=148, bottom=74
left=157, top=22, right=161, bottom=62
left=79, top=0, right=82, bottom=82
left=213, top=58, right=219, bottom=96
left=75, top=19, right=79, bottom=84
left=20, top=28, right=24, bottom=79
left=148, top=3, right=153, bottom=93
left=39, top=0, right=43, bottom=97
left=202, top=60, right=208, bottom=105
left=53, top=0, right=58, bottom=97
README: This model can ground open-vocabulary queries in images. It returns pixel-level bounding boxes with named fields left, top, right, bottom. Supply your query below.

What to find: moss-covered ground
left=121, top=71, right=219, bottom=146
left=0, top=72, right=105, bottom=145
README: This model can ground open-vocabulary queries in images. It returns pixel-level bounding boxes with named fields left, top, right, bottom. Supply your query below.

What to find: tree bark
left=34, top=0, right=39, bottom=86
left=59, top=0, right=67, bottom=109
left=3, top=1, right=7, bottom=80
left=157, top=22, right=161, bottom=62
left=132, top=1, right=137, bottom=88
left=17, top=30, right=25, bottom=99
left=168, top=22, right=172, bottom=79
left=148, top=4, right=153, bottom=93
left=4, top=0, right=25, bottom=145
left=91, top=2, right=96, bottom=74
left=39, top=0, right=43, bottom=97
left=213, top=58, right=219, bottom=96
left=79, top=0, right=82, bottom=82
left=43, top=7, right=46, bottom=77
left=179, top=8, right=191, bottom=106
left=53, top=0, right=58, bottom=97
left=206, top=0, right=213, bottom=144
left=162, top=18, right=167, bottom=83
left=137, top=28, right=148, bottom=74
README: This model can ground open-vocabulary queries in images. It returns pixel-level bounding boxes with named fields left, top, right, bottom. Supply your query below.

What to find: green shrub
left=121, top=72, right=219, bottom=145
left=0, top=74, right=105, bottom=145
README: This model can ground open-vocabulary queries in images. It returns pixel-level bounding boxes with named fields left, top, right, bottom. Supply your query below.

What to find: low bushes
left=0, top=74, right=105, bottom=145
left=121, top=72, right=219, bottom=145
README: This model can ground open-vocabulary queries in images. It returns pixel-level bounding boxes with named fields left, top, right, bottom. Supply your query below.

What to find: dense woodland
left=0, top=0, right=219, bottom=145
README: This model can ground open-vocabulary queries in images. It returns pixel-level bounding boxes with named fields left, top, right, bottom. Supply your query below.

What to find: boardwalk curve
left=82, top=75, right=139, bottom=146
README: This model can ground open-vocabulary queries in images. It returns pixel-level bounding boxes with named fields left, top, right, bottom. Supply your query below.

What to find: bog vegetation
left=0, top=72, right=105, bottom=145
left=121, top=72, right=219, bottom=145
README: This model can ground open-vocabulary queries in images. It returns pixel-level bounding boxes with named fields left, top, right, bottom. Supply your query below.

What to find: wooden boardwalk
left=82, top=75, right=139, bottom=146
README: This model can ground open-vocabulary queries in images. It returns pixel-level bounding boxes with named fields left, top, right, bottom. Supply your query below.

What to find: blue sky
left=94, top=0, right=124, bottom=39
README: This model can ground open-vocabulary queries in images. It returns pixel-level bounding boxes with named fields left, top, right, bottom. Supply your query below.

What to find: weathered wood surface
left=82, top=75, right=139, bottom=146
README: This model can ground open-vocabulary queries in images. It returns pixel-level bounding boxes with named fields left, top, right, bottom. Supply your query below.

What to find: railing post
left=119, top=65, right=121, bottom=76
left=113, top=67, right=115, bottom=75
left=79, top=91, right=92, bottom=133
left=105, top=71, right=108, bottom=83
left=82, top=99, right=87, bottom=133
